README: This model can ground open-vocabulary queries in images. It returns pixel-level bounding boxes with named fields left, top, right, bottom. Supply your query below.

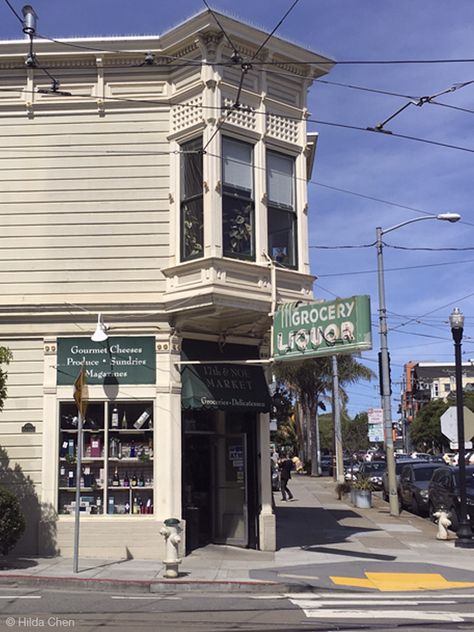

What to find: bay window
left=267, top=150, right=297, bottom=268
left=222, top=137, right=255, bottom=260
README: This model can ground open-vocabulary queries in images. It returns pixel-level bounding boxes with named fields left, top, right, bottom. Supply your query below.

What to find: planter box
left=354, top=489, right=372, bottom=509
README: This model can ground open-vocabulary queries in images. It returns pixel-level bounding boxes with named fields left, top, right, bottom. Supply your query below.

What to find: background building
left=401, top=361, right=474, bottom=435
left=0, top=10, right=333, bottom=558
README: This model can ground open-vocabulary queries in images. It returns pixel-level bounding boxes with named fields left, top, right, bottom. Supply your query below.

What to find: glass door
left=213, top=433, right=248, bottom=547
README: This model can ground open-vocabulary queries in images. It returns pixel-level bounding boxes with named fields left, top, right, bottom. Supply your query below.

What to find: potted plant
left=352, top=475, right=373, bottom=508
left=335, top=480, right=351, bottom=500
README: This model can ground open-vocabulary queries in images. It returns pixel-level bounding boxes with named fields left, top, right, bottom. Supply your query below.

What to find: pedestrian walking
left=279, top=452, right=294, bottom=501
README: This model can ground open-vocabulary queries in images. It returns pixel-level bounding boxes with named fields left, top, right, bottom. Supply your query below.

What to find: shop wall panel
left=0, top=107, right=171, bottom=306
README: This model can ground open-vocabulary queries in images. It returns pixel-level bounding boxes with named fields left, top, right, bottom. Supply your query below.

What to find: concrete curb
left=0, top=574, right=310, bottom=594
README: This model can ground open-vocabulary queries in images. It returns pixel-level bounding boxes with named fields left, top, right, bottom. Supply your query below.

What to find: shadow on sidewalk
left=276, top=506, right=380, bottom=550
left=0, top=557, right=39, bottom=571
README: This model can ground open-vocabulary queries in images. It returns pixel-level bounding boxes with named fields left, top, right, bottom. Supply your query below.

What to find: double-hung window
left=267, top=150, right=297, bottom=268
left=180, top=138, right=204, bottom=261
left=222, top=137, right=255, bottom=260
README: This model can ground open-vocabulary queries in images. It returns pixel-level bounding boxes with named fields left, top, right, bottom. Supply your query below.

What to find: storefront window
left=58, top=401, right=154, bottom=516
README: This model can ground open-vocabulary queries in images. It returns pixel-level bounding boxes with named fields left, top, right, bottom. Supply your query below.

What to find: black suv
left=428, top=465, right=474, bottom=531
left=399, top=461, right=440, bottom=515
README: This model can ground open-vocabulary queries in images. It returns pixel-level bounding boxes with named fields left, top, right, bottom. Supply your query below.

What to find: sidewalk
left=2, top=476, right=474, bottom=593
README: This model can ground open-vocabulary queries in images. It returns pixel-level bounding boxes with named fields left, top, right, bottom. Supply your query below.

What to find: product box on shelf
left=90, top=437, right=101, bottom=458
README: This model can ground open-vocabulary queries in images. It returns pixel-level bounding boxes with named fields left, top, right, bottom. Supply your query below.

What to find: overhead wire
left=390, top=290, right=474, bottom=332
left=316, top=257, right=474, bottom=278
left=0, top=79, right=473, bottom=155
left=311, top=181, right=474, bottom=229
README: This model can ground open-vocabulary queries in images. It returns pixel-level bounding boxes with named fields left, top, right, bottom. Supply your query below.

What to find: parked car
left=381, top=458, right=412, bottom=501
left=344, top=461, right=361, bottom=481
left=398, top=462, right=441, bottom=515
left=357, top=461, right=386, bottom=490
left=320, top=455, right=333, bottom=476
left=428, top=465, right=474, bottom=531
left=427, top=455, right=445, bottom=464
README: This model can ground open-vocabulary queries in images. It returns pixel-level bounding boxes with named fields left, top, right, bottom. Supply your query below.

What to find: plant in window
left=226, top=202, right=253, bottom=254
left=183, top=203, right=203, bottom=258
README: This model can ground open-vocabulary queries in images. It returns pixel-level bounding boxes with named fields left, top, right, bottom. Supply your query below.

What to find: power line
left=0, top=82, right=473, bottom=156
left=311, top=181, right=474, bottom=229
left=202, top=1, right=239, bottom=56
left=311, top=242, right=375, bottom=250
left=252, top=0, right=300, bottom=61
left=317, top=258, right=474, bottom=278
left=391, top=290, right=474, bottom=331
left=385, top=243, right=474, bottom=252
left=3, top=0, right=22, bottom=23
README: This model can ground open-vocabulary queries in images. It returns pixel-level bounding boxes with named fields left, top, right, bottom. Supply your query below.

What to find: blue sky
left=1, top=1, right=473, bottom=418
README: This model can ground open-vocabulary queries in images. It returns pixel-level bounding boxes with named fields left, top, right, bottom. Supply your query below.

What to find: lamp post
left=376, top=212, right=460, bottom=516
left=449, top=307, right=474, bottom=547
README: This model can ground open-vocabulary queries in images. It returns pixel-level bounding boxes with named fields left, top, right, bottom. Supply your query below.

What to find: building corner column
left=258, top=339, right=276, bottom=551
left=155, top=331, right=182, bottom=523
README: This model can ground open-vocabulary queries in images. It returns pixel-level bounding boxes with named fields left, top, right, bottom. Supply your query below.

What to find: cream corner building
left=0, top=9, right=334, bottom=559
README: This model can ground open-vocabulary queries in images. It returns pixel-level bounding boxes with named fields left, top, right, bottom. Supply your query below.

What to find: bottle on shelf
left=146, top=498, right=152, bottom=514
left=112, top=467, right=120, bottom=487
left=62, top=414, right=78, bottom=428
left=59, top=464, right=66, bottom=486
left=68, top=470, right=74, bottom=488
left=80, top=469, right=85, bottom=489
left=148, top=438, right=153, bottom=458
left=124, top=501, right=130, bottom=514
left=111, top=407, right=119, bottom=428
left=132, top=496, right=139, bottom=514
left=130, top=441, right=136, bottom=458
left=117, top=440, right=122, bottom=460
left=134, top=408, right=152, bottom=430
left=109, top=437, right=118, bottom=459
left=123, top=471, right=130, bottom=487
left=121, top=411, right=128, bottom=429
left=131, top=473, right=138, bottom=487
left=138, top=471, right=145, bottom=487
left=96, top=497, right=102, bottom=515
left=60, top=439, right=69, bottom=458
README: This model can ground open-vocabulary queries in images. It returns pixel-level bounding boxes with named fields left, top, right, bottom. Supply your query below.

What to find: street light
left=449, top=307, right=474, bottom=547
left=376, top=212, right=461, bottom=516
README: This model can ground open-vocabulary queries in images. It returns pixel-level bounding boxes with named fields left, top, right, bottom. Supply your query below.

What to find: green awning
left=180, top=340, right=271, bottom=413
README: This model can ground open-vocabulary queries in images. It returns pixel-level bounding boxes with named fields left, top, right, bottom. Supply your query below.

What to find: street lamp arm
left=378, top=213, right=460, bottom=237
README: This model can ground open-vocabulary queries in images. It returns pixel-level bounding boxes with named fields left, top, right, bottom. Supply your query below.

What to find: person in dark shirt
left=279, top=452, right=294, bottom=501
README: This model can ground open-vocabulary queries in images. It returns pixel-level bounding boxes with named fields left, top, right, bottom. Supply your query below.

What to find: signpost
left=368, top=407, right=385, bottom=443
left=73, top=366, right=88, bottom=574
left=272, top=295, right=372, bottom=362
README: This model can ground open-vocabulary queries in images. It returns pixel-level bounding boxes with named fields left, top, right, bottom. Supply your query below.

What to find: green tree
left=0, top=346, right=12, bottom=412
left=0, top=486, right=25, bottom=555
left=410, top=390, right=474, bottom=452
left=274, top=355, right=373, bottom=474
left=410, top=399, right=450, bottom=452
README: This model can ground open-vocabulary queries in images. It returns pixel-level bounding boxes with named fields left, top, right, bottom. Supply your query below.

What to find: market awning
left=180, top=340, right=271, bottom=412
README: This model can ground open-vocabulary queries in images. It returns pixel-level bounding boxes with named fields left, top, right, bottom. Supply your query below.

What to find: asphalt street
left=2, top=585, right=474, bottom=631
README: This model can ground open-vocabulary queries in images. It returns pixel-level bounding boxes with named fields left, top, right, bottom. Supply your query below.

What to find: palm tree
left=274, top=355, right=373, bottom=475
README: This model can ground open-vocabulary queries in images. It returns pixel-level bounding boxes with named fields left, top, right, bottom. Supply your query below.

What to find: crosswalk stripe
left=286, top=591, right=474, bottom=600
left=294, top=608, right=465, bottom=622
left=0, top=595, right=41, bottom=599
left=291, top=599, right=456, bottom=607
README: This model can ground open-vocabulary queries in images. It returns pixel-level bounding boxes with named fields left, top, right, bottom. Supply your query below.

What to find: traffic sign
left=450, top=442, right=473, bottom=450
left=440, top=406, right=474, bottom=443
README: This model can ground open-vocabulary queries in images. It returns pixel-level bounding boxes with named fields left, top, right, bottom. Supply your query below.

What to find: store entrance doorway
left=182, top=412, right=255, bottom=553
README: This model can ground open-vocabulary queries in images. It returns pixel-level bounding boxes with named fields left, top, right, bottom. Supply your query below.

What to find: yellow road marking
left=330, top=572, right=474, bottom=592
